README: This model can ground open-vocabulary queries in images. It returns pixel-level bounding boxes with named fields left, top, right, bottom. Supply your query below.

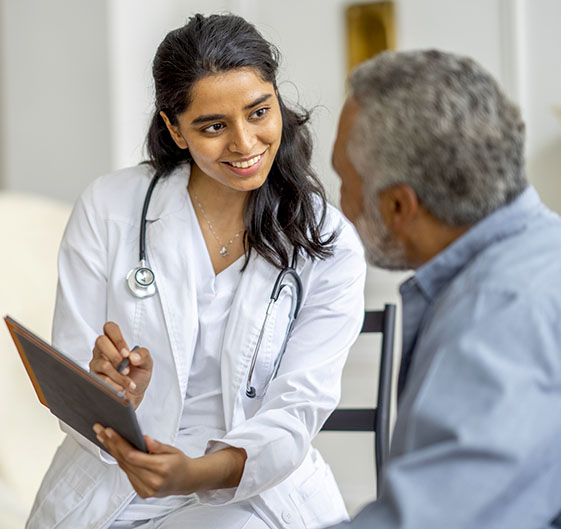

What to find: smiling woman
left=26, top=13, right=367, bottom=529
left=146, top=14, right=336, bottom=276
left=157, top=68, right=285, bottom=273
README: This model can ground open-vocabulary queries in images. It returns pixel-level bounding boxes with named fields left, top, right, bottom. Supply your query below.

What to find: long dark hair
left=146, top=13, right=335, bottom=269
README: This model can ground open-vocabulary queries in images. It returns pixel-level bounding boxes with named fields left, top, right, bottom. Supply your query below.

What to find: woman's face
left=162, top=68, right=283, bottom=193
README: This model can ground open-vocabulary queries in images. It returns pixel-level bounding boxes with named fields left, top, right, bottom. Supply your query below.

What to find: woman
left=28, top=13, right=365, bottom=529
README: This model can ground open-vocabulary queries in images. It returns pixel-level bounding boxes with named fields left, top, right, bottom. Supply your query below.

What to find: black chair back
left=321, top=304, right=396, bottom=493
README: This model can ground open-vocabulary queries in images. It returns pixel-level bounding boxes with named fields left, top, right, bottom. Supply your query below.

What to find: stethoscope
left=126, top=174, right=161, bottom=299
left=126, top=173, right=303, bottom=399
left=245, top=249, right=302, bottom=399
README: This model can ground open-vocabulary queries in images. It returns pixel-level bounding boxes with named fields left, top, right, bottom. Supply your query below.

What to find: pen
left=117, top=345, right=139, bottom=374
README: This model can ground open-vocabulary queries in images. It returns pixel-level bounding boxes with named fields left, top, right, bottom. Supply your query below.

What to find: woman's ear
left=159, top=111, right=188, bottom=150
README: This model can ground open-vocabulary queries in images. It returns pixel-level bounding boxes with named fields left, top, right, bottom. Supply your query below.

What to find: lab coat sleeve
left=51, top=181, right=114, bottom=462
left=334, top=289, right=561, bottom=529
left=198, top=220, right=366, bottom=504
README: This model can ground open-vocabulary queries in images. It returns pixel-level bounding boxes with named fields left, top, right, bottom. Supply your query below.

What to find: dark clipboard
left=4, top=315, right=147, bottom=454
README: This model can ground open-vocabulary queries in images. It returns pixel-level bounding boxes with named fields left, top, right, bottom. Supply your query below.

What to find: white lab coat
left=27, top=164, right=366, bottom=529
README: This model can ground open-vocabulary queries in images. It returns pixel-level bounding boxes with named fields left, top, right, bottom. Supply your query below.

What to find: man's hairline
left=344, top=95, right=401, bottom=203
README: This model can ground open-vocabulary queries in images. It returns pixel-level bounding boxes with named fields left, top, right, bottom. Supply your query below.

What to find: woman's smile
left=223, top=150, right=267, bottom=176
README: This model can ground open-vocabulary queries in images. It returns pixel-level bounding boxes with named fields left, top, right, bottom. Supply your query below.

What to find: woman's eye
left=202, top=122, right=224, bottom=133
left=251, top=107, right=269, bottom=119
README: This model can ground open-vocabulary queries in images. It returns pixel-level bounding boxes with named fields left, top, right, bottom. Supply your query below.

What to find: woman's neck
left=188, top=163, right=248, bottom=275
left=188, top=164, right=247, bottom=229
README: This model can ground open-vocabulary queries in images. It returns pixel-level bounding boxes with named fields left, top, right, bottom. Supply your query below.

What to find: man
left=331, top=49, right=561, bottom=528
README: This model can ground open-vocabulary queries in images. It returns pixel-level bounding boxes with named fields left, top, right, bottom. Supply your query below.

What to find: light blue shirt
left=334, top=187, right=561, bottom=529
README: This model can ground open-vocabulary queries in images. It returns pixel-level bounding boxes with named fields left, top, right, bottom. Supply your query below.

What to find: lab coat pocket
left=288, top=463, right=348, bottom=529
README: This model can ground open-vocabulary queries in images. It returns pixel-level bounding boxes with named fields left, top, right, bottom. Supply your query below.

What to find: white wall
left=0, top=0, right=111, bottom=203
left=523, top=0, right=561, bottom=212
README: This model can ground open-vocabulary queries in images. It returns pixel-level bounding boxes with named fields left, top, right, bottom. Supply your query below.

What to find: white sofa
left=0, top=192, right=71, bottom=529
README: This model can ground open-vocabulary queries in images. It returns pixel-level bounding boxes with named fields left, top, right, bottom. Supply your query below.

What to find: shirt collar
left=402, top=186, right=542, bottom=302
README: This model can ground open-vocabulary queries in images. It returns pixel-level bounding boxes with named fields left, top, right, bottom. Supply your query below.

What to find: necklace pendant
left=219, top=246, right=229, bottom=257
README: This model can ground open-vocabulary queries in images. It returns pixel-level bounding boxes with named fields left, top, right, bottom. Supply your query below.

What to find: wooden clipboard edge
left=4, top=316, right=49, bottom=407
left=3, top=315, right=130, bottom=408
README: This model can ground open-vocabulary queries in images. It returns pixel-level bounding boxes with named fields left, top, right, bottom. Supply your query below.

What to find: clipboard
left=4, top=315, right=147, bottom=454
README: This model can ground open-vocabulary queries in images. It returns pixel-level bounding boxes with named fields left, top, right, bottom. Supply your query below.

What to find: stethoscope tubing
left=138, top=174, right=162, bottom=262
left=245, top=249, right=302, bottom=399
left=128, top=173, right=303, bottom=398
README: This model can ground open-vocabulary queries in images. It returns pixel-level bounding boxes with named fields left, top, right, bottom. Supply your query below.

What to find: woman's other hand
left=92, top=426, right=247, bottom=497
left=90, top=321, right=153, bottom=409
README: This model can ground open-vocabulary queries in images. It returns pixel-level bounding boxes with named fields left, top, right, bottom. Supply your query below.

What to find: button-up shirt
left=336, top=186, right=561, bottom=529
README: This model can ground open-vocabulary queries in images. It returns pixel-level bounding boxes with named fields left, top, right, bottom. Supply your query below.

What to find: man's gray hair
left=348, top=49, right=527, bottom=226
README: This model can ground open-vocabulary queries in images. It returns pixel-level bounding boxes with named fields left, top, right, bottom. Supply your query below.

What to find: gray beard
left=354, top=201, right=410, bottom=271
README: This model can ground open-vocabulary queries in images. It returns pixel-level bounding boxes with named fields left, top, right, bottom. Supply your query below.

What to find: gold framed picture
left=346, top=2, right=396, bottom=74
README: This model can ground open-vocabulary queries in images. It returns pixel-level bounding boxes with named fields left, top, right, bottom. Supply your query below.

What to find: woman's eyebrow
left=243, top=93, right=272, bottom=110
left=191, top=113, right=226, bottom=125
left=190, top=94, right=273, bottom=126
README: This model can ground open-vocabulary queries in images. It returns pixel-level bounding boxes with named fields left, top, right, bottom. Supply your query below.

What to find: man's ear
left=159, top=111, right=188, bottom=150
left=378, top=184, right=420, bottom=235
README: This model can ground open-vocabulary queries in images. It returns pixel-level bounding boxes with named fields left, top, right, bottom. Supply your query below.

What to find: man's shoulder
left=466, top=209, right=561, bottom=295
left=426, top=210, right=561, bottom=344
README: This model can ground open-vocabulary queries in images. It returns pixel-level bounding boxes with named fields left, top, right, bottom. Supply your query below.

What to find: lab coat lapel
left=146, top=219, right=198, bottom=399
left=220, top=254, right=279, bottom=430
left=144, top=167, right=199, bottom=400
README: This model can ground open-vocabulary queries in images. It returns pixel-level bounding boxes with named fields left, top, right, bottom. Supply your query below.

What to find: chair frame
left=321, top=304, right=396, bottom=493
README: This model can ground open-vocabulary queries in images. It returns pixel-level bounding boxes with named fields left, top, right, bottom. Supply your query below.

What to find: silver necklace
left=191, top=188, right=245, bottom=257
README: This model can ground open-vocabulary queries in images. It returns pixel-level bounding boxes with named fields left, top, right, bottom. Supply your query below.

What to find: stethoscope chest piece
left=127, top=261, right=157, bottom=298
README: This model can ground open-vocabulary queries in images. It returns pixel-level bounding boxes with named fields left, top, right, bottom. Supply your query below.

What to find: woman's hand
left=92, top=426, right=247, bottom=498
left=89, top=322, right=153, bottom=409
